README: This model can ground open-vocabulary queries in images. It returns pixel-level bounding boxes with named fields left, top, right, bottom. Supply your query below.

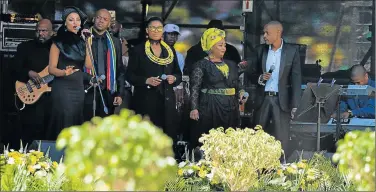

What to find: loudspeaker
left=287, top=150, right=334, bottom=163
left=29, top=140, right=64, bottom=162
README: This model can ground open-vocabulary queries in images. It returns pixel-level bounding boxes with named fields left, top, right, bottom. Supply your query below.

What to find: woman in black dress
left=189, top=28, right=246, bottom=149
left=47, top=6, right=93, bottom=139
left=126, top=17, right=182, bottom=141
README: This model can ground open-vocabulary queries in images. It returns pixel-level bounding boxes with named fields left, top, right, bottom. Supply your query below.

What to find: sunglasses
left=148, top=26, right=163, bottom=32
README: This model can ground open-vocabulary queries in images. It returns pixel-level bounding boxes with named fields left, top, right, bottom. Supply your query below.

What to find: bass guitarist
left=13, top=19, right=54, bottom=144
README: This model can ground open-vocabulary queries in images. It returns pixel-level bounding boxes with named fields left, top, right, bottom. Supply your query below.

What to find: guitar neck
left=42, top=75, right=54, bottom=83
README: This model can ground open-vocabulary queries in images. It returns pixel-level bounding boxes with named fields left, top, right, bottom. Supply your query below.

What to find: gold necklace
left=207, top=57, right=229, bottom=78
left=215, top=62, right=229, bottom=79
left=145, top=40, right=174, bottom=65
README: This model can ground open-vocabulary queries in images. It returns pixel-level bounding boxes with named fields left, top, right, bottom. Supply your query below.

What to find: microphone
left=268, top=65, right=275, bottom=73
left=75, top=26, right=81, bottom=30
left=85, top=75, right=106, bottom=93
left=239, top=92, right=249, bottom=104
left=161, top=74, right=167, bottom=80
left=82, top=31, right=93, bottom=37
left=91, top=74, right=106, bottom=83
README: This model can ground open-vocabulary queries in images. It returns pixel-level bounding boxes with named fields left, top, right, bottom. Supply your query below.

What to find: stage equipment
left=0, top=21, right=36, bottom=51
left=293, top=82, right=341, bottom=151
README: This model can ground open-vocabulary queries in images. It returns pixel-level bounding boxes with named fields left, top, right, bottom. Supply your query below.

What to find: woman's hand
left=239, top=91, right=248, bottom=104
left=81, top=29, right=92, bottom=40
left=166, top=75, right=176, bottom=84
left=190, top=109, right=199, bottom=121
left=146, top=76, right=162, bottom=87
left=64, top=66, right=79, bottom=76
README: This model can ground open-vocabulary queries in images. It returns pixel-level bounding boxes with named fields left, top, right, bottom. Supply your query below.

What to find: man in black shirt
left=13, top=19, right=54, bottom=144
left=184, top=20, right=242, bottom=76
left=83, top=9, right=125, bottom=121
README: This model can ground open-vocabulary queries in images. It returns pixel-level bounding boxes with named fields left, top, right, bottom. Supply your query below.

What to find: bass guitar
left=15, top=66, right=54, bottom=104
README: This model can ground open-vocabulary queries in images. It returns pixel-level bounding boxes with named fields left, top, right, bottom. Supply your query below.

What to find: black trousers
left=83, top=88, right=115, bottom=121
left=20, top=94, right=52, bottom=144
left=256, top=95, right=290, bottom=158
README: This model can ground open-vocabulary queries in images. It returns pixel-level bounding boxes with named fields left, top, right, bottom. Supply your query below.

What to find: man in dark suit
left=246, top=21, right=302, bottom=158
left=184, top=20, right=241, bottom=76
left=83, top=9, right=125, bottom=121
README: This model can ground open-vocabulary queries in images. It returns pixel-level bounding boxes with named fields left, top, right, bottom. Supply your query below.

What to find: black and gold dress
left=189, top=58, right=241, bottom=148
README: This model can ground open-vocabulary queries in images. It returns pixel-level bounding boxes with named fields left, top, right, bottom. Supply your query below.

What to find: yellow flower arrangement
left=1, top=143, right=66, bottom=191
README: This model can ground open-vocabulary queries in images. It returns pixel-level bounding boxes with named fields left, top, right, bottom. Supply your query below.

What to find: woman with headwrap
left=126, top=17, right=182, bottom=143
left=47, top=6, right=93, bottom=139
left=189, top=28, right=245, bottom=149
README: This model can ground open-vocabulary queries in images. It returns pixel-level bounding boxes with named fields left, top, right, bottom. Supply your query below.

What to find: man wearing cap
left=184, top=20, right=241, bottom=76
left=164, top=24, right=189, bottom=143
left=164, top=24, right=184, bottom=73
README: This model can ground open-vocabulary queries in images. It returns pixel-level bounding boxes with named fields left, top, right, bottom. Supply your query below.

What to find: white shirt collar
left=269, top=38, right=283, bottom=51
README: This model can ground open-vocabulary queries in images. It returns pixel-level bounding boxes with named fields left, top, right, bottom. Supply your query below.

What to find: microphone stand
left=84, top=36, right=108, bottom=117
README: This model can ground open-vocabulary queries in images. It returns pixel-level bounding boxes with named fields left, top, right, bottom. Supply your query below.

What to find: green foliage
left=56, top=109, right=177, bottom=191
left=199, top=126, right=283, bottom=191
left=333, top=129, right=375, bottom=191
left=250, top=153, right=354, bottom=191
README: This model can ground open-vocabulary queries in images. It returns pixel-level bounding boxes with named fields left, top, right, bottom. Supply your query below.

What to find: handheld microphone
left=239, top=92, right=249, bottom=104
left=268, top=65, right=275, bottom=73
left=75, top=26, right=81, bottom=30
left=161, top=74, right=167, bottom=80
left=91, top=74, right=106, bottom=83
left=85, top=75, right=106, bottom=93
left=82, top=31, right=93, bottom=37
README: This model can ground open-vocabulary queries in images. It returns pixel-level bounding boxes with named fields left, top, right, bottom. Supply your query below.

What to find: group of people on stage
left=13, top=6, right=375, bottom=160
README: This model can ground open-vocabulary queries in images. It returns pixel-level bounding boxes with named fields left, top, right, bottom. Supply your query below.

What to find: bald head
left=37, top=19, right=52, bottom=29
left=36, top=19, right=53, bottom=43
left=93, top=9, right=111, bottom=34
left=351, top=64, right=369, bottom=85
left=263, top=21, right=283, bottom=46
left=96, top=9, right=111, bottom=18
left=266, top=21, right=283, bottom=33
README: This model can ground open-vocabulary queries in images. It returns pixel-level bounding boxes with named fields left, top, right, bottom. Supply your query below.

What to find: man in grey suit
left=246, top=21, right=302, bottom=158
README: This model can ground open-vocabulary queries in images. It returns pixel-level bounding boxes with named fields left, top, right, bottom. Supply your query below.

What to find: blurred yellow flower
left=277, top=169, right=284, bottom=176
left=31, top=151, right=44, bottom=159
left=52, top=161, right=58, bottom=169
left=28, top=165, right=36, bottom=173
left=286, top=166, right=297, bottom=174
left=198, top=169, right=207, bottom=178
left=298, top=36, right=314, bottom=45
left=29, top=155, right=37, bottom=165
left=177, top=169, right=183, bottom=176
left=40, top=162, right=49, bottom=169
left=297, top=161, right=307, bottom=169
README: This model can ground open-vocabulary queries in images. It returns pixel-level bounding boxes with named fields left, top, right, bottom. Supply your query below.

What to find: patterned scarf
left=84, top=28, right=117, bottom=93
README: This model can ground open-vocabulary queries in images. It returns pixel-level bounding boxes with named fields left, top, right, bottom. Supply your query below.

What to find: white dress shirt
left=265, top=41, right=283, bottom=92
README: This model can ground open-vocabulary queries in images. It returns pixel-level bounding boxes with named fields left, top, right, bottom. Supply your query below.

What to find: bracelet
left=63, top=70, right=67, bottom=76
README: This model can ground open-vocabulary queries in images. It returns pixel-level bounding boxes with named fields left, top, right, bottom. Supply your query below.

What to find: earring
left=64, top=24, right=67, bottom=32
